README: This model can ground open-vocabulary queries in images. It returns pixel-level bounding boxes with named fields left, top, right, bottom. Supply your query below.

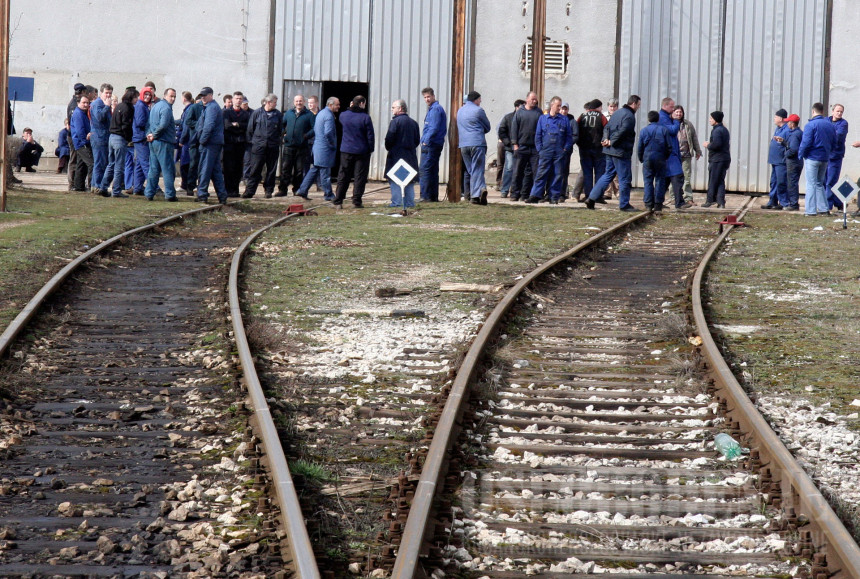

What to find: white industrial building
left=7, top=0, right=860, bottom=191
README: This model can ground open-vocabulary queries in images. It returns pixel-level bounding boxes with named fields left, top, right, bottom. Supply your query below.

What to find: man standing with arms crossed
left=419, top=87, right=447, bottom=202
left=279, top=94, right=314, bottom=196
left=509, top=91, right=542, bottom=201
left=90, top=84, right=113, bottom=193
left=585, top=95, right=641, bottom=211
left=144, top=88, right=178, bottom=201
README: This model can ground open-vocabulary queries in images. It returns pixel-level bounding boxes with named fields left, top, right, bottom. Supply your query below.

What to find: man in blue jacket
left=763, top=109, right=789, bottom=209
left=586, top=94, right=641, bottom=211
left=279, top=94, right=314, bottom=196
left=798, top=102, right=836, bottom=216
left=180, top=94, right=204, bottom=194
left=419, top=87, right=447, bottom=202
left=334, top=95, right=375, bottom=208
left=144, top=88, right=178, bottom=201
left=524, top=96, right=574, bottom=205
left=658, top=97, right=687, bottom=209
left=638, top=110, right=672, bottom=212
left=195, top=87, right=229, bottom=204
left=778, top=113, right=803, bottom=211
left=90, top=84, right=113, bottom=192
left=825, top=104, right=848, bottom=210
left=70, top=96, right=95, bottom=192
left=457, top=91, right=492, bottom=205
left=295, top=97, right=341, bottom=200
left=132, top=87, right=154, bottom=195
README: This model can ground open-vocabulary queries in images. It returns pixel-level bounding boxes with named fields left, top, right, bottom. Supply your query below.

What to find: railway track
left=1, top=195, right=858, bottom=578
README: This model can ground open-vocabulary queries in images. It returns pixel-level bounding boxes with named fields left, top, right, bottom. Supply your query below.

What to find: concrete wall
left=7, top=0, right=271, bottom=157
left=829, top=0, right=860, bottom=180
left=473, top=0, right=618, bottom=166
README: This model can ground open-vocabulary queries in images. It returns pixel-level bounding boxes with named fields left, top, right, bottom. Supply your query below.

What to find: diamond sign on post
left=386, top=159, right=418, bottom=191
left=831, top=176, right=859, bottom=207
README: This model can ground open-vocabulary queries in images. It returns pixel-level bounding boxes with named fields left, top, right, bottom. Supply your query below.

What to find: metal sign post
left=387, top=159, right=418, bottom=216
left=831, top=176, right=859, bottom=230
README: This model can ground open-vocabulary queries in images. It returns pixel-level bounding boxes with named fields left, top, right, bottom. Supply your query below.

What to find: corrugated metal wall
left=722, top=0, right=828, bottom=192
left=368, top=0, right=454, bottom=180
left=274, top=0, right=454, bottom=180
left=276, top=0, right=371, bottom=82
left=619, top=0, right=828, bottom=193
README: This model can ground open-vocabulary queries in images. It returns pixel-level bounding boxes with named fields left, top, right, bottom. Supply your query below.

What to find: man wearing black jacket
left=496, top=99, right=524, bottom=196
left=223, top=91, right=250, bottom=197
left=509, top=92, right=542, bottom=201
left=243, top=94, right=284, bottom=199
left=103, top=87, right=138, bottom=197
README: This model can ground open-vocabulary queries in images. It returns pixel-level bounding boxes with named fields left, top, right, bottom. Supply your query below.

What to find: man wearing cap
left=510, top=91, right=542, bottom=201
left=577, top=99, right=607, bottom=202
left=585, top=94, right=641, bottom=211
left=420, top=87, right=447, bottom=202
left=524, top=96, right=575, bottom=205
left=195, top=87, right=229, bottom=204
left=826, top=104, right=848, bottom=211
left=496, top=99, right=524, bottom=197
left=776, top=114, right=803, bottom=211
left=144, top=88, right=178, bottom=201
left=703, top=111, right=730, bottom=208
left=763, top=109, right=789, bottom=209
left=798, top=102, right=836, bottom=216
left=90, top=84, right=113, bottom=193
left=457, top=91, right=492, bottom=204
left=294, top=96, right=341, bottom=200
left=132, top=87, right=154, bottom=194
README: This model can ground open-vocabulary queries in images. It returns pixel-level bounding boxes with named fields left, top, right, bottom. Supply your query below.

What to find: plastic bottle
left=714, top=433, right=742, bottom=460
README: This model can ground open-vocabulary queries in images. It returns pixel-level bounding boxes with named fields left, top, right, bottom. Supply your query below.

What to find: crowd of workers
left=6, top=81, right=860, bottom=215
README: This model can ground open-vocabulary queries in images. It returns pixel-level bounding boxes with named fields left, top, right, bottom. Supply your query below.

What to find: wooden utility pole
left=530, top=0, right=546, bottom=107
left=446, top=0, right=466, bottom=202
left=0, top=0, right=9, bottom=212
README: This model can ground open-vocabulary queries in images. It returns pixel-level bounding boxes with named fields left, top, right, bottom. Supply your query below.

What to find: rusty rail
left=229, top=208, right=325, bottom=579
left=692, top=199, right=860, bottom=579
left=391, top=210, right=650, bottom=578
left=0, top=203, right=223, bottom=359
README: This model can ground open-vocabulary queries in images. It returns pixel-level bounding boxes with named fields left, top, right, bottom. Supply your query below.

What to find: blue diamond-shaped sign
left=386, top=159, right=418, bottom=190
left=832, top=175, right=859, bottom=205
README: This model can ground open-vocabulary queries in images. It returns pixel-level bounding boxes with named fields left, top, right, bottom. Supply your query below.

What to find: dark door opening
left=322, top=82, right=370, bottom=183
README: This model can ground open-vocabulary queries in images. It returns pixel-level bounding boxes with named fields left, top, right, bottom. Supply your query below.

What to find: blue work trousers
left=825, top=157, right=844, bottom=210
left=589, top=155, right=633, bottom=209
left=144, top=140, right=177, bottom=199
left=785, top=158, right=802, bottom=209
left=579, top=149, right=606, bottom=198
left=768, top=164, right=788, bottom=207
left=529, top=146, right=566, bottom=200
left=389, top=179, right=416, bottom=208
left=641, top=158, right=667, bottom=207
left=460, top=146, right=487, bottom=199
left=133, top=141, right=150, bottom=193
left=102, top=134, right=128, bottom=195
left=419, top=144, right=443, bottom=201
left=298, top=165, right=333, bottom=199
left=91, top=139, right=109, bottom=191
left=198, top=143, right=228, bottom=203
left=124, top=146, right=134, bottom=191
left=501, top=150, right=514, bottom=193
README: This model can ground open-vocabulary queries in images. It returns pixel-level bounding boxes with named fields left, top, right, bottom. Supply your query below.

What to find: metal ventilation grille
left=522, top=41, right=568, bottom=74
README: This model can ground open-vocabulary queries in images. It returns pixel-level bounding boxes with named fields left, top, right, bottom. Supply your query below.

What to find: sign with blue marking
left=386, top=159, right=417, bottom=191
left=7, top=77, right=34, bottom=102
left=832, top=176, right=858, bottom=206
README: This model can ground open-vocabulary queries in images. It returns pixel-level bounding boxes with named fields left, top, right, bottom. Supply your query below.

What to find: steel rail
left=391, top=210, right=650, bottom=578
left=692, top=200, right=860, bottom=578
left=0, top=204, right=223, bottom=359
left=229, top=207, right=325, bottom=579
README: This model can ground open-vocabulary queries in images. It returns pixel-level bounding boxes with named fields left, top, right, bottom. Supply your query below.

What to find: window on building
left=521, top=41, right=570, bottom=75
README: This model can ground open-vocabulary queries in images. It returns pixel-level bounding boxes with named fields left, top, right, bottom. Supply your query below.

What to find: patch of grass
left=289, top=459, right=334, bottom=484
left=705, top=212, right=860, bottom=413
